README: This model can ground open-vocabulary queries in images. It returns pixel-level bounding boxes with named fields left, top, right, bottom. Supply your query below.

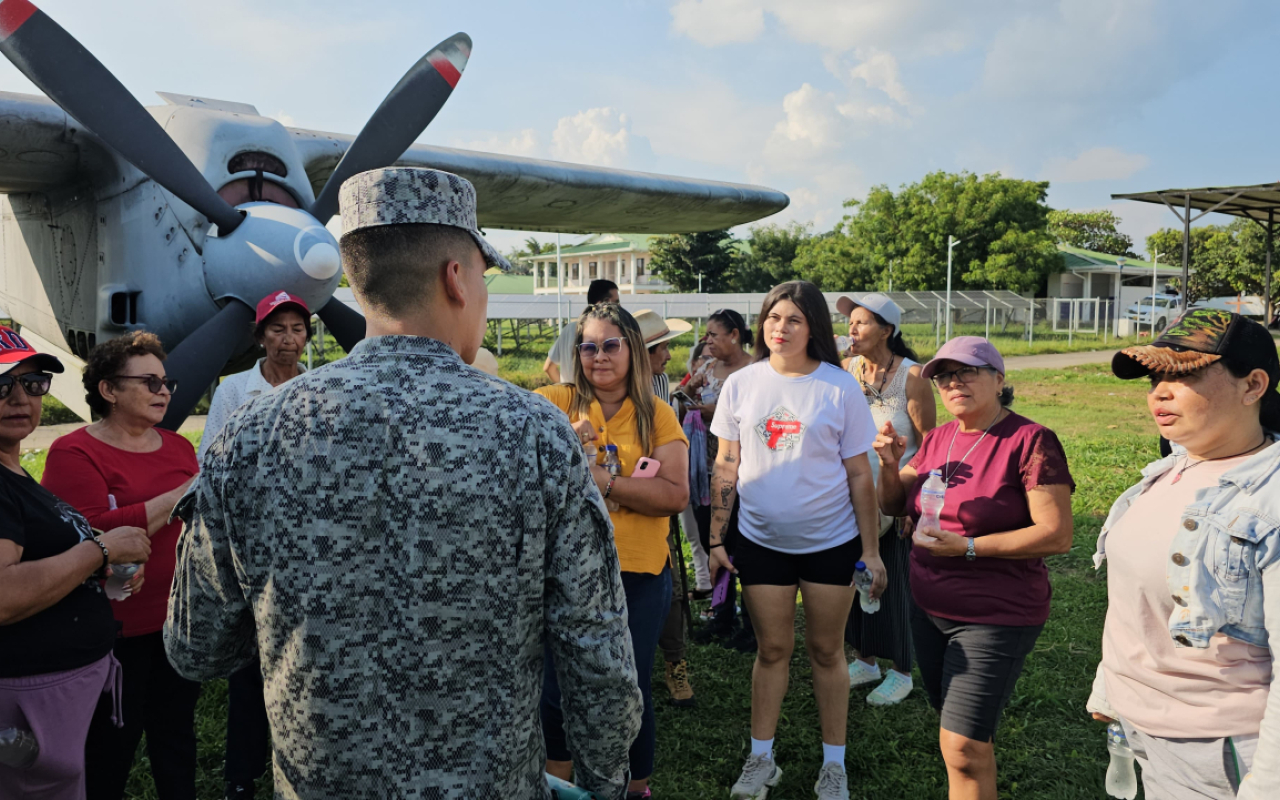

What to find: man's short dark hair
left=587, top=280, right=619, bottom=307
left=340, top=224, right=480, bottom=316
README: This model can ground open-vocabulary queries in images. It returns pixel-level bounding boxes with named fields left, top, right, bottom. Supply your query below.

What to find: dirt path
left=1003, top=349, right=1121, bottom=371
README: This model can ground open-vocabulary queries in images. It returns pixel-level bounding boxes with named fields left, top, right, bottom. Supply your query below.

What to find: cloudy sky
left=6, top=0, right=1279, bottom=258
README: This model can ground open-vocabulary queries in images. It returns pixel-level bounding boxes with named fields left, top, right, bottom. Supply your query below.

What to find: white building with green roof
left=522, top=234, right=671, bottom=295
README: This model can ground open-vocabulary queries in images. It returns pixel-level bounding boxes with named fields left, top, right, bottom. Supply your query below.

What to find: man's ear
left=440, top=258, right=466, bottom=306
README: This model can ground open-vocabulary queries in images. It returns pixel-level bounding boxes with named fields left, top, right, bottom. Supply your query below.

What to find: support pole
left=1028, top=297, right=1035, bottom=344
left=1181, top=195, right=1191, bottom=311
left=1266, top=210, right=1274, bottom=326
left=556, top=234, right=563, bottom=331
left=497, top=320, right=503, bottom=356
left=985, top=299, right=991, bottom=340
left=935, top=300, right=941, bottom=349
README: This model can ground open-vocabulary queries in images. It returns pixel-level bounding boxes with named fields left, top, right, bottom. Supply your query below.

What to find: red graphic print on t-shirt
left=755, top=406, right=806, bottom=451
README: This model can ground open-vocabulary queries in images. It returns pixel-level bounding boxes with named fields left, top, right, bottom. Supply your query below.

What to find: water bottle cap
left=855, top=561, right=866, bottom=570
left=929, top=469, right=942, bottom=476
left=607, top=444, right=618, bottom=452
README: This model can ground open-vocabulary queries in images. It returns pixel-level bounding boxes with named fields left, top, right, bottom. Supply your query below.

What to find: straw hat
left=633, top=309, right=693, bottom=348
left=471, top=347, right=500, bottom=377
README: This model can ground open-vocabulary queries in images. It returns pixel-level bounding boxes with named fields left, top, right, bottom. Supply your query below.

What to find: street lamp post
left=945, top=235, right=973, bottom=341
left=698, top=272, right=703, bottom=294
left=1150, top=250, right=1164, bottom=338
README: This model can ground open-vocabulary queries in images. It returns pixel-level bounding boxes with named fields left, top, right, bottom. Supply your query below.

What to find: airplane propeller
left=0, top=0, right=245, bottom=234
left=0, top=1, right=471, bottom=428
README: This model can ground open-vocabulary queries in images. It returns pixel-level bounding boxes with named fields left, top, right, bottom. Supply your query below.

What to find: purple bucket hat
left=921, top=336, right=1006, bottom=380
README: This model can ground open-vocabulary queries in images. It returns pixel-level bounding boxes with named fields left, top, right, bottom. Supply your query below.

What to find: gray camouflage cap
left=339, top=167, right=511, bottom=271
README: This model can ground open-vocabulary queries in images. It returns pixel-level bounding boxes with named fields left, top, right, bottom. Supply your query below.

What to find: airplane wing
left=0, top=91, right=107, bottom=193
left=289, top=127, right=789, bottom=234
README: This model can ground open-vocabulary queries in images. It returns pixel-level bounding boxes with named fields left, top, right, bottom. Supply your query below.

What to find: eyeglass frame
left=0, top=372, right=53, bottom=400
left=577, top=338, right=626, bottom=360
left=108, top=374, right=178, bottom=394
left=930, top=365, right=997, bottom=388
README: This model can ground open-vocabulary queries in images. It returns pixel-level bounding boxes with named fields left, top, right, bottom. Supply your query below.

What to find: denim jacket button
left=1174, top=635, right=1192, bottom=646
left=1231, top=536, right=1247, bottom=545
left=1172, top=595, right=1187, bottom=606
left=1182, top=518, right=1198, bottom=531
left=1171, top=553, right=1188, bottom=566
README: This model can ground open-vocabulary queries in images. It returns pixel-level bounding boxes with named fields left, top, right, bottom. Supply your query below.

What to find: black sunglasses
left=0, top=372, right=52, bottom=400
left=110, top=374, right=178, bottom=394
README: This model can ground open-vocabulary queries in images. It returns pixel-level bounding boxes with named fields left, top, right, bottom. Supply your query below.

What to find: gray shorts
left=1121, top=719, right=1258, bottom=799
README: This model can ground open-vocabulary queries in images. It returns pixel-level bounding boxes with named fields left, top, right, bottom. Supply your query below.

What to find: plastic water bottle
left=1105, top=722, right=1138, bottom=799
left=546, top=774, right=595, bottom=799
left=854, top=561, right=880, bottom=614
left=916, top=469, right=947, bottom=545
left=603, top=445, right=621, bottom=477
left=602, top=445, right=621, bottom=511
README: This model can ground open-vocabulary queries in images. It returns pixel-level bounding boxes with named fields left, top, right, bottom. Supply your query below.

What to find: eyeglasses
left=578, top=338, right=625, bottom=359
left=931, top=365, right=994, bottom=388
left=0, top=372, right=52, bottom=400
left=110, top=375, right=178, bottom=394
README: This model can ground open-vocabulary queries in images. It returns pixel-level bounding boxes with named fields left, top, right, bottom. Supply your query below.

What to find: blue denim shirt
left=1094, top=435, right=1279, bottom=649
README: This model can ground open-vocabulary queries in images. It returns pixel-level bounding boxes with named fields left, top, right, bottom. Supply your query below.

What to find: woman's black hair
left=708, top=308, right=754, bottom=348
left=864, top=310, right=919, bottom=362
left=753, top=281, right=842, bottom=367
left=1220, top=356, right=1280, bottom=431
left=998, top=385, right=1016, bottom=408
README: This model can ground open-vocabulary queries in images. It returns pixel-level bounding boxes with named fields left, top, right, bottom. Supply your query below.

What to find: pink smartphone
left=632, top=457, right=660, bottom=478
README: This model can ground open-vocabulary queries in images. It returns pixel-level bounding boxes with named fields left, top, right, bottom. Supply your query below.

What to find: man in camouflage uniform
left=165, top=167, right=642, bottom=799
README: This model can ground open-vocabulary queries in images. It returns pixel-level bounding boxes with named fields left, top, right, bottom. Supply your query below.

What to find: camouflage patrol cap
left=339, top=167, right=511, bottom=271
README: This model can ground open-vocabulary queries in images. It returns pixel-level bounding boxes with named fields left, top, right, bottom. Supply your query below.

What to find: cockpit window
left=228, top=151, right=288, bottom=177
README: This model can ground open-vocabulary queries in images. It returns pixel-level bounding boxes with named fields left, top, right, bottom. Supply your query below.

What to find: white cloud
left=767, top=84, right=840, bottom=155
left=1040, top=147, right=1151, bottom=183
left=457, top=129, right=541, bottom=158
left=669, top=0, right=766, bottom=46
left=270, top=111, right=298, bottom=128
left=550, top=108, right=633, bottom=167
left=848, top=49, right=909, bottom=106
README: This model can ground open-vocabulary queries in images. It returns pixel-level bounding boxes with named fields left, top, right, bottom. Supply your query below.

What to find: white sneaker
left=730, top=753, right=782, bottom=799
left=866, top=669, right=913, bottom=706
left=813, top=761, right=849, bottom=800
left=847, top=659, right=881, bottom=688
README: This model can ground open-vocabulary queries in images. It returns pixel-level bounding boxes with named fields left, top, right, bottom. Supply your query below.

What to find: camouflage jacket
left=165, top=336, right=641, bottom=800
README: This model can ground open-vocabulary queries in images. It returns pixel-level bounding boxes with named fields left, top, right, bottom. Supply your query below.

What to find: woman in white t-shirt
left=708, top=281, right=884, bottom=800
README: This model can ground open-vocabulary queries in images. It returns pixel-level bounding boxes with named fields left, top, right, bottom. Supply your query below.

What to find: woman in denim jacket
left=1087, top=309, right=1280, bottom=800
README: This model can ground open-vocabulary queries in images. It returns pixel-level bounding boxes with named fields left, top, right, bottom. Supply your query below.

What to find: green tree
left=1047, top=209, right=1136, bottom=256
left=1148, top=220, right=1277, bottom=304
left=733, top=222, right=811, bottom=291
left=794, top=171, right=1061, bottom=293
left=649, top=230, right=738, bottom=293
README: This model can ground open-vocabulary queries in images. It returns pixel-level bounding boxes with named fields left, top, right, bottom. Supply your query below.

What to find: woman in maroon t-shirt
left=875, top=336, right=1074, bottom=800
left=42, top=331, right=198, bottom=800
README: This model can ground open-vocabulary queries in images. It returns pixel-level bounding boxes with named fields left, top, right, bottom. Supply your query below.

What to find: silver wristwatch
left=965, top=538, right=976, bottom=561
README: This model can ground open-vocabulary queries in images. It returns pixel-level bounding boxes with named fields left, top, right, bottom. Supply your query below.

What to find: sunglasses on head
left=578, top=338, right=625, bottom=359
left=0, top=372, right=52, bottom=400
left=110, top=375, right=178, bottom=394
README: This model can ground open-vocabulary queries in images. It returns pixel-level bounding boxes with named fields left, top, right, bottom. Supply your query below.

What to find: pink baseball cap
left=921, top=336, right=1006, bottom=379
left=0, top=326, right=64, bottom=376
left=255, top=291, right=310, bottom=326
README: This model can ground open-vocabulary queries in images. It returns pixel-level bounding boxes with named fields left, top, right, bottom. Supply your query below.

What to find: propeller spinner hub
left=203, top=202, right=342, bottom=313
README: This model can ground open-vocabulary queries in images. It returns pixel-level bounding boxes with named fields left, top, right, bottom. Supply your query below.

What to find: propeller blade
left=159, top=300, right=256, bottom=431
left=317, top=297, right=366, bottom=353
left=0, top=0, right=244, bottom=234
left=310, top=33, right=471, bottom=224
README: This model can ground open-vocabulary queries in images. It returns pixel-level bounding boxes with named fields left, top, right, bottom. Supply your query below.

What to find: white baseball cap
left=836, top=293, right=902, bottom=336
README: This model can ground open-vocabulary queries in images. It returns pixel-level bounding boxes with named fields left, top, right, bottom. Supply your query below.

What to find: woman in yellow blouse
left=537, top=303, right=690, bottom=799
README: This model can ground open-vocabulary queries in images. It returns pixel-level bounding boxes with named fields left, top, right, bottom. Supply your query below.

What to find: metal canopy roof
left=1113, top=182, right=1280, bottom=224
left=1112, top=182, right=1278, bottom=314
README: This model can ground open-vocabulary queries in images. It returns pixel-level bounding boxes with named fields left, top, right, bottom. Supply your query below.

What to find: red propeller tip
left=0, top=0, right=37, bottom=40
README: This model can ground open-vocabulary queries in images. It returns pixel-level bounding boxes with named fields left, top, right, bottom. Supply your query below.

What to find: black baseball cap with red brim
left=0, top=326, right=64, bottom=376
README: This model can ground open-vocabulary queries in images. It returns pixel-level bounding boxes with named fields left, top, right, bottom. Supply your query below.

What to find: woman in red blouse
left=42, top=331, right=199, bottom=800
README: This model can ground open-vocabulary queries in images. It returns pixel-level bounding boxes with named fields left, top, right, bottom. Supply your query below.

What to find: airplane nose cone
left=294, top=226, right=341, bottom=280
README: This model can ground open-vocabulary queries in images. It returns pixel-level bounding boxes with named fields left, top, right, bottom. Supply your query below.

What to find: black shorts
left=734, top=534, right=862, bottom=587
left=911, top=603, right=1044, bottom=742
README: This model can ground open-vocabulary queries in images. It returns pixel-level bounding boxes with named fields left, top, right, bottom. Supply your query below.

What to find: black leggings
left=225, top=658, right=272, bottom=789
left=84, top=632, right=201, bottom=800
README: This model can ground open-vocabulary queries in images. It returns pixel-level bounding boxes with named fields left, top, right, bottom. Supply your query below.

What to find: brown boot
left=665, top=659, right=695, bottom=708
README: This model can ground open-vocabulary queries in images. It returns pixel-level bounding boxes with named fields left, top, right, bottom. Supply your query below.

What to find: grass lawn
left=24, top=361, right=1153, bottom=798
